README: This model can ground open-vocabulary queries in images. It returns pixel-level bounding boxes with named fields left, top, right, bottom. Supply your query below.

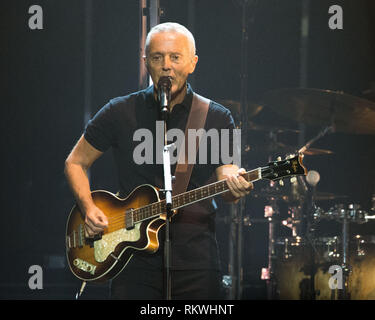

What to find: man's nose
left=162, top=56, right=172, bottom=70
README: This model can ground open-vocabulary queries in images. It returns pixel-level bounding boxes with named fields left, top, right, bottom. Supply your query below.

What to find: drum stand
left=339, top=210, right=351, bottom=300
left=262, top=199, right=279, bottom=299
left=305, top=210, right=318, bottom=300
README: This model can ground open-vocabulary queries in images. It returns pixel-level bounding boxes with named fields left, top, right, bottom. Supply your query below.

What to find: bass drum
left=347, top=235, right=375, bottom=299
left=274, top=237, right=333, bottom=300
left=275, top=235, right=375, bottom=300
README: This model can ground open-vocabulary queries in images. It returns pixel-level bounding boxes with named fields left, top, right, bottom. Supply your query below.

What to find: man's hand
left=216, top=165, right=254, bottom=202
left=226, top=168, right=254, bottom=200
left=84, top=205, right=108, bottom=238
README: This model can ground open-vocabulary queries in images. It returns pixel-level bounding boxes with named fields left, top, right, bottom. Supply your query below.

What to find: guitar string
left=69, top=177, right=247, bottom=239
left=106, top=176, right=235, bottom=224
left=69, top=188, right=235, bottom=241
left=69, top=169, right=304, bottom=247
left=99, top=183, right=232, bottom=232
left=68, top=191, right=226, bottom=242
left=100, top=183, right=226, bottom=226
left=68, top=165, right=304, bottom=246
left=67, top=166, right=298, bottom=247
left=93, top=173, right=253, bottom=228
left=67, top=203, right=165, bottom=240
left=69, top=171, right=261, bottom=241
left=67, top=176, right=254, bottom=241
left=105, top=201, right=165, bottom=224
left=102, top=186, right=220, bottom=227
left=71, top=189, right=209, bottom=238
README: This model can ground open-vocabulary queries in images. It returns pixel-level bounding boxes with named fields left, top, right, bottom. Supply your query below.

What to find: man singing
left=65, top=22, right=253, bottom=299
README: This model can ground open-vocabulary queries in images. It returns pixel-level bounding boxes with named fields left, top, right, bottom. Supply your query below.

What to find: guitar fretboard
left=131, top=168, right=261, bottom=224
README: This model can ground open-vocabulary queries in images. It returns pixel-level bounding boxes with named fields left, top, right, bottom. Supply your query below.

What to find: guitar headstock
left=261, top=154, right=307, bottom=181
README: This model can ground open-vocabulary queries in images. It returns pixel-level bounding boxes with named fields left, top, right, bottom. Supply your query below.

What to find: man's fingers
left=238, top=175, right=252, bottom=189
left=237, top=168, right=254, bottom=191
left=227, top=174, right=254, bottom=198
left=93, top=219, right=107, bottom=230
left=84, top=224, right=96, bottom=238
left=84, top=211, right=108, bottom=238
left=93, top=216, right=108, bottom=228
left=238, top=168, right=246, bottom=175
left=232, top=174, right=248, bottom=190
left=227, top=175, right=244, bottom=198
left=238, top=168, right=253, bottom=190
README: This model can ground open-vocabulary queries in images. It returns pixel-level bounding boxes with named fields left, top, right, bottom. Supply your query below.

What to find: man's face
left=144, top=31, right=198, bottom=97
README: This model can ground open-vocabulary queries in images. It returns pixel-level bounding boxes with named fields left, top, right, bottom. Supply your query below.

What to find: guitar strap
left=172, top=93, right=210, bottom=196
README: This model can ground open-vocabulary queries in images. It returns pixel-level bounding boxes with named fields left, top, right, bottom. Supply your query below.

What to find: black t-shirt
left=84, top=84, right=235, bottom=270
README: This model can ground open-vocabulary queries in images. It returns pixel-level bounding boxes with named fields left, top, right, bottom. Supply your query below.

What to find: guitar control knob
left=279, top=179, right=284, bottom=186
left=277, top=156, right=282, bottom=161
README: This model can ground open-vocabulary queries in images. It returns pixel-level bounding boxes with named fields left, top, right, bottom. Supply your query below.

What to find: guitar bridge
left=125, top=208, right=134, bottom=230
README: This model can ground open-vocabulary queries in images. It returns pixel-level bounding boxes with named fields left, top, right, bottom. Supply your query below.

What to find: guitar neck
left=172, top=168, right=261, bottom=210
left=131, top=168, right=261, bottom=224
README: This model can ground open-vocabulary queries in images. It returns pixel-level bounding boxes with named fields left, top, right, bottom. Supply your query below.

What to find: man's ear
left=189, top=55, right=198, bottom=74
left=143, top=55, right=149, bottom=71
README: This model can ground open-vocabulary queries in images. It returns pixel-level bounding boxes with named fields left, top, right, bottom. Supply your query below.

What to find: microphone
left=157, top=76, right=172, bottom=113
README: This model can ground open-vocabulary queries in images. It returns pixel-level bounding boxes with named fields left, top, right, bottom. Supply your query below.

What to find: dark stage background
left=1, top=0, right=374, bottom=299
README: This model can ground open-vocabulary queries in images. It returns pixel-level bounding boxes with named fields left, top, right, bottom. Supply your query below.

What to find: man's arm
left=216, top=164, right=253, bottom=203
left=64, top=135, right=108, bottom=237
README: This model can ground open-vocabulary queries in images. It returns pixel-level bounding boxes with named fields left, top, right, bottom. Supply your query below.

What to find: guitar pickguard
left=94, top=223, right=141, bottom=263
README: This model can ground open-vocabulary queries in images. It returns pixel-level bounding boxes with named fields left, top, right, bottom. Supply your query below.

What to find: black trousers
left=110, top=265, right=223, bottom=300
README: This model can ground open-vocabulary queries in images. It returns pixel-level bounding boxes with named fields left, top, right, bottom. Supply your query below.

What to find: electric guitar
left=65, top=154, right=307, bottom=282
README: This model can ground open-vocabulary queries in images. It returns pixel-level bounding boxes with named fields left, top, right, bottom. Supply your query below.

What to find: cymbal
left=252, top=188, right=346, bottom=202
left=217, top=99, right=264, bottom=118
left=247, top=122, right=300, bottom=134
left=258, top=141, right=333, bottom=156
left=303, top=148, right=333, bottom=156
left=314, top=192, right=348, bottom=201
left=261, top=88, right=375, bottom=134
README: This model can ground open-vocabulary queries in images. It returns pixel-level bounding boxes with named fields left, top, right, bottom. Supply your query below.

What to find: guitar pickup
left=125, top=209, right=134, bottom=230
left=66, top=235, right=72, bottom=249
left=85, top=233, right=102, bottom=248
left=78, top=224, right=85, bottom=248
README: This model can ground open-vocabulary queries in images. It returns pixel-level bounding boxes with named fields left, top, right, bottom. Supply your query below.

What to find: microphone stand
left=160, top=89, right=173, bottom=301
left=162, top=141, right=174, bottom=301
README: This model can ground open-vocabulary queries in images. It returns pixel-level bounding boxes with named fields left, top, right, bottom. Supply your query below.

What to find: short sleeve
left=84, top=101, right=118, bottom=152
left=208, top=102, right=239, bottom=168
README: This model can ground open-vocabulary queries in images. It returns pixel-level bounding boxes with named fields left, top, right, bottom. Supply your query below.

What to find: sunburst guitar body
left=66, top=185, right=167, bottom=282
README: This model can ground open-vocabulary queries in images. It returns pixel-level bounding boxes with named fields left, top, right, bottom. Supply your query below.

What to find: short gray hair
left=145, top=22, right=196, bottom=57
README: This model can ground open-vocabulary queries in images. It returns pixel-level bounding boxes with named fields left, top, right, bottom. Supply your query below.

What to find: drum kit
left=223, top=87, right=375, bottom=300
